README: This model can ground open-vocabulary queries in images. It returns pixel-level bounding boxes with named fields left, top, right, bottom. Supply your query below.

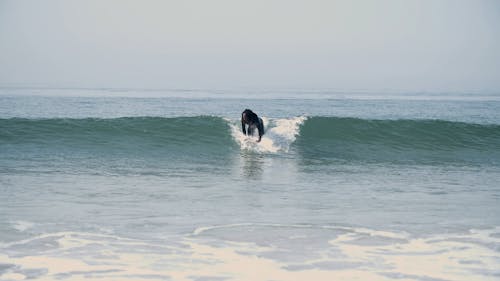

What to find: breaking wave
left=2, top=116, right=499, bottom=164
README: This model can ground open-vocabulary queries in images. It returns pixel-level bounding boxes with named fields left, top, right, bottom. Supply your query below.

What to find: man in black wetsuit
left=241, top=109, right=264, bottom=142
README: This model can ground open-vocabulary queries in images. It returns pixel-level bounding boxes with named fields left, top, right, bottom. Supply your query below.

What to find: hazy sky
left=0, top=0, right=499, bottom=92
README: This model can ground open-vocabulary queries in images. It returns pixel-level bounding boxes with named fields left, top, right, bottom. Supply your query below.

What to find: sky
left=0, top=0, right=499, bottom=92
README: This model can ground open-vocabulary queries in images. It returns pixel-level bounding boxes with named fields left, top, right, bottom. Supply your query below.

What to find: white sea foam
left=1, top=227, right=498, bottom=281
left=11, top=221, right=34, bottom=232
left=228, top=116, right=306, bottom=153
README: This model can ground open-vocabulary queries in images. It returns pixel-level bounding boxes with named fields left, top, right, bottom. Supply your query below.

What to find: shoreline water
left=1, top=91, right=499, bottom=280
left=1, top=226, right=499, bottom=281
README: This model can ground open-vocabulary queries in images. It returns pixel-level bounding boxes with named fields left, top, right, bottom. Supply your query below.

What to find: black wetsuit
left=241, top=109, right=264, bottom=142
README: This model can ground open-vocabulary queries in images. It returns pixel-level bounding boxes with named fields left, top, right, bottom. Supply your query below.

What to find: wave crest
left=2, top=116, right=499, bottom=164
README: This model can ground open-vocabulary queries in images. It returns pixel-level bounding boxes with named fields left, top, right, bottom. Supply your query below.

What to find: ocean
left=1, top=88, right=500, bottom=281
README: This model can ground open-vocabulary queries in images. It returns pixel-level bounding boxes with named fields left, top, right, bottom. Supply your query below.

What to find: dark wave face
left=1, top=116, right=233, bottom=148
left=0, top=117, right=236, bottom=174
left=296, top=117, right=500, bottom=165
left=2, top=116, right=500, bottom=167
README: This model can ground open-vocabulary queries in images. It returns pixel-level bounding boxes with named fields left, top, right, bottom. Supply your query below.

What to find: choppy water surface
left=1, top=89, right=500, bottom=280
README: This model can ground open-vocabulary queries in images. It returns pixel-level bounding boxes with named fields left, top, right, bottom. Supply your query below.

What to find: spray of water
left=228, top=116, right=307, bottom=153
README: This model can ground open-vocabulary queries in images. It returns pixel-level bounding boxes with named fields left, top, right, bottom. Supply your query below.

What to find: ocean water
left=1, top=88, right=500, bottom=281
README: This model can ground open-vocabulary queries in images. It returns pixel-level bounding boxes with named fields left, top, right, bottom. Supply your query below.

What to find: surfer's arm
left=257, top=118, right=264, bottom=142
left=241, top=118, right=247, bottom=135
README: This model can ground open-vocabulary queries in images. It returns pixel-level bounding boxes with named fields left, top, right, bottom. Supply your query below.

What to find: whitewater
left=1, top=89, right=500, bottom=281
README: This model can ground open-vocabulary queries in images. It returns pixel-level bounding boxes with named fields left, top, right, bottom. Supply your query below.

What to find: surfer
left=241, top=109, right=264, bottom=142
